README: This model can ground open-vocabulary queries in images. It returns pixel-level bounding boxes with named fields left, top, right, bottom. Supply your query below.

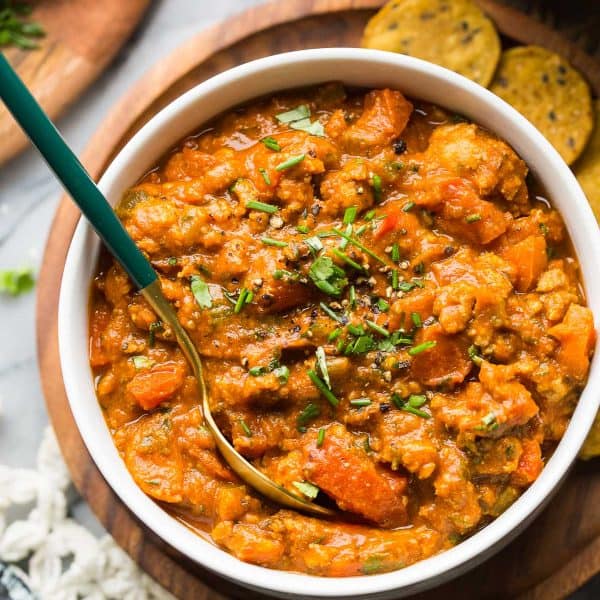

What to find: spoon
left=0, top=53, right=334, bottom=518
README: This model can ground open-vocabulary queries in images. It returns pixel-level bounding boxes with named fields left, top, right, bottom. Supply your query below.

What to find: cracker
left=574, top=100, right=600, bottom=224
left=580, top=408, right=600, bottom=459
left=489, top=46, right=593, bottom=165
left=361, top=0, right=501, bottom=86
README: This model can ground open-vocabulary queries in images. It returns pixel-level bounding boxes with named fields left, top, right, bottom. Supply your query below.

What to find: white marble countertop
left=0, top=1, right=596, bottom=596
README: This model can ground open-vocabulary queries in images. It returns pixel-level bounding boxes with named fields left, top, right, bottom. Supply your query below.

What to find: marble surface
left=0, top=0, right=596, bottom=597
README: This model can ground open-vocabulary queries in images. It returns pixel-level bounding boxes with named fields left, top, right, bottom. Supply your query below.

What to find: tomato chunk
left=127, top=362, right=186, bottom=410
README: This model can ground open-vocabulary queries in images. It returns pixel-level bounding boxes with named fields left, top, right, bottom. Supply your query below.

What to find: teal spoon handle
left=0, top=53, right=156, bottom=289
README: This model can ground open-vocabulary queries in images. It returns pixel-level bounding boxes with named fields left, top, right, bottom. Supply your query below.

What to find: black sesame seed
left=393, top=139, right=408, bottom=154
left=388, top=22, right=398, bottom=31
left=568, top=137, right=576, bottom=148
left=541, top=73, right=549, bottom=83
left=557, top=78, right=566, bottom=86
left=420, top=11, right=435, bottom=20
left=548, top=110, right=557, bottom=121
left=496, top=76, right=509, bottom=88
left=460, top=20, right=469, bottom=30
left=558, top=64, right=567, bottom=75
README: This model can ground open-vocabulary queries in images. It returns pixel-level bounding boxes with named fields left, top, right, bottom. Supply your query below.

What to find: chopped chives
left=391, top=243, right=400, bottom=262
left=366, top=319, right=390, bottom=337
left=331, top=228, right=387, bottom=264
left=372, top=174, right=383, bottom=202
left=297, top=403, right=320, bottom=432
left=398, top=281, right=416, bottom=292
left=407, top=394, right=427, bottom=408
left=343, top=206, right=358, bottom=224
left=408, top=340, right=437, bottom=355
left=292, top=480, right=320, bottom=499
left=259, top=168, right=271, bottom=185
left=411, top=312, right=422, bottom=328
left=392, top=269, right=399, bottom=290
left=402, top=201, right=415, bottom=212
left=349, top=285, right=356, bottom=309
left=261, top=237, right=288, bottom=247
left=317, top=428, right=326, bottom=447
left=305, top=236, right=324, bottom=253
left=261, top=136, right=281, bottom=151
left=307, top=369, right=339, bottom=407
left=350, top=398, right=372, bottom=407
left=239, top=419, right=252, bottom=437
left=331, top=248, right=364, bottom=271
left=234, top=288, right=252, bottom=313
left=404, top=405, right=430, bottom=418
left=328, top=328, right=342, bottom=342
left=275, top=154, right=305, bottom=171
left=355, top=224, right=367, bottom=236
left=466, top=213, right=482, bottom=223
left=246, top=200, right=278, bottom=214
left=297, top=225, right=310, bottom=234
left=339, top=223, right=352, bottom=250
left=315, top=346, right=331, bottom=389
left=347, top=323, right=365, bottom=336
left=364, top=210, right=376, bottom=221
left=319, top=301, right=345, bottom=324
left=468, top=344, right=483, bottom=366
left=377, top=298, right=390, bottom=312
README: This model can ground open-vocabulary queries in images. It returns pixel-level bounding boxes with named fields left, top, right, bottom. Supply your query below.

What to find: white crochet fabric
left=0, top=427, right=176, bottom=600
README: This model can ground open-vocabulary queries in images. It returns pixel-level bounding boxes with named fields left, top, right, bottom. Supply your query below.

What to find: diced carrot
left=89, top=302, right=111, bottom=367
left=511, top=438, right=543, bottom=486
left=304, top=426, right=408, bottom=527
left=500, top=234, right=547, bottom=292
left=410, top=323, right=472, bottom=387
left=127, top=362, right=185, bottom=410
left=436, top=179, right=507, bottom=245
left=549, top=304, right=596, bottom=381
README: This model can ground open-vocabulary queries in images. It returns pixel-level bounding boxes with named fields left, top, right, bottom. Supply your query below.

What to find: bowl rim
left=58, top=48, right=600, bottom=598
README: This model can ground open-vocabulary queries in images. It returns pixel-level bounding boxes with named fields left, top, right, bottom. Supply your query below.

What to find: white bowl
left=59, top=48, right=600, bottom=599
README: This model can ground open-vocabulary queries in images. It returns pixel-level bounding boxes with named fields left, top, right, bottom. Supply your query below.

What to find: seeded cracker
left=574, top=100, right=600, bottom=225
left=361, top=0, right=501, bottom=86
left=490, top=46, right=593, bottom=165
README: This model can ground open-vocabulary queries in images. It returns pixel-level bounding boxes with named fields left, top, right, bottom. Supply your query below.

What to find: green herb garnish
left=290, top=118, right=325, bottom=137
left=132, top=356, right=152, bottom=370
left=366, top=319, right=390, bottom=337
left=343, top=206, right=358, bottom=225
left=319, top=301, right=346, bottom=324
left=408, top=340, right=437, bottom=356
left=317, top=428, right=326, bottom=447
left=275, top=154, right=305, bottom=171
left=259, top=168, right=271, bottom=185
left=466, top=213, right=482, bottom=223
left=308, top=369, right=339, bottom=407
left=276, top=105, right=310, bottom=123
left=261, top=136, right=281, bottom=151
left=292, top=480, right=320, bottom=499
left=190, top=275, right=212, bottom=309
left=411, top=312, right=422, bottom=328
left=297, top=403, right=320, bottom=432
left=468, top=344, right=483, bottom=366
left=148, top=321, right=163, bottom=348
left=372, top=174, right=383, bottom=202
left=261, top=237, right=288, bottom=247
left=331, top=248, right=364, bottom=271
left=297, top=225, right=310, bottom=234
left=234, top=287, right=252, bottom=313
left=0, top=267, right=35, bottom=296
left=246, top=200, right=278, bottom=214
left=350, top=398, right=372, bottom=407
left=0, top=3, right=45, bottom=50
left=309, top=256, right=348, bottom=296
left=239, top=419, right=252, bottom=437
left=391, top=243, right=400, bottom=262
left=331, top=228, right=387, bottom=265
left=392, top=393, right=430, bottom=418
left=315, top=346, right=331, bottom=389
left=402, top=201, right=415, bottom=212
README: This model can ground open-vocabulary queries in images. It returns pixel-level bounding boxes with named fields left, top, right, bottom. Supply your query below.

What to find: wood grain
left=0, top=0, right=149, bottom=166
left=36, top=1, right=600, bottom=599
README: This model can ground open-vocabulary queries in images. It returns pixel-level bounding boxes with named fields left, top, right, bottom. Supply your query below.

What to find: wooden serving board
left=36, top=1, right=600, bottom=599
left=0, top=0, right=150, bottom=166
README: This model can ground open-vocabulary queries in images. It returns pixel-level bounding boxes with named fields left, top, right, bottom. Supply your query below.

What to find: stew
left=89, top=83, right=595, bottom=576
